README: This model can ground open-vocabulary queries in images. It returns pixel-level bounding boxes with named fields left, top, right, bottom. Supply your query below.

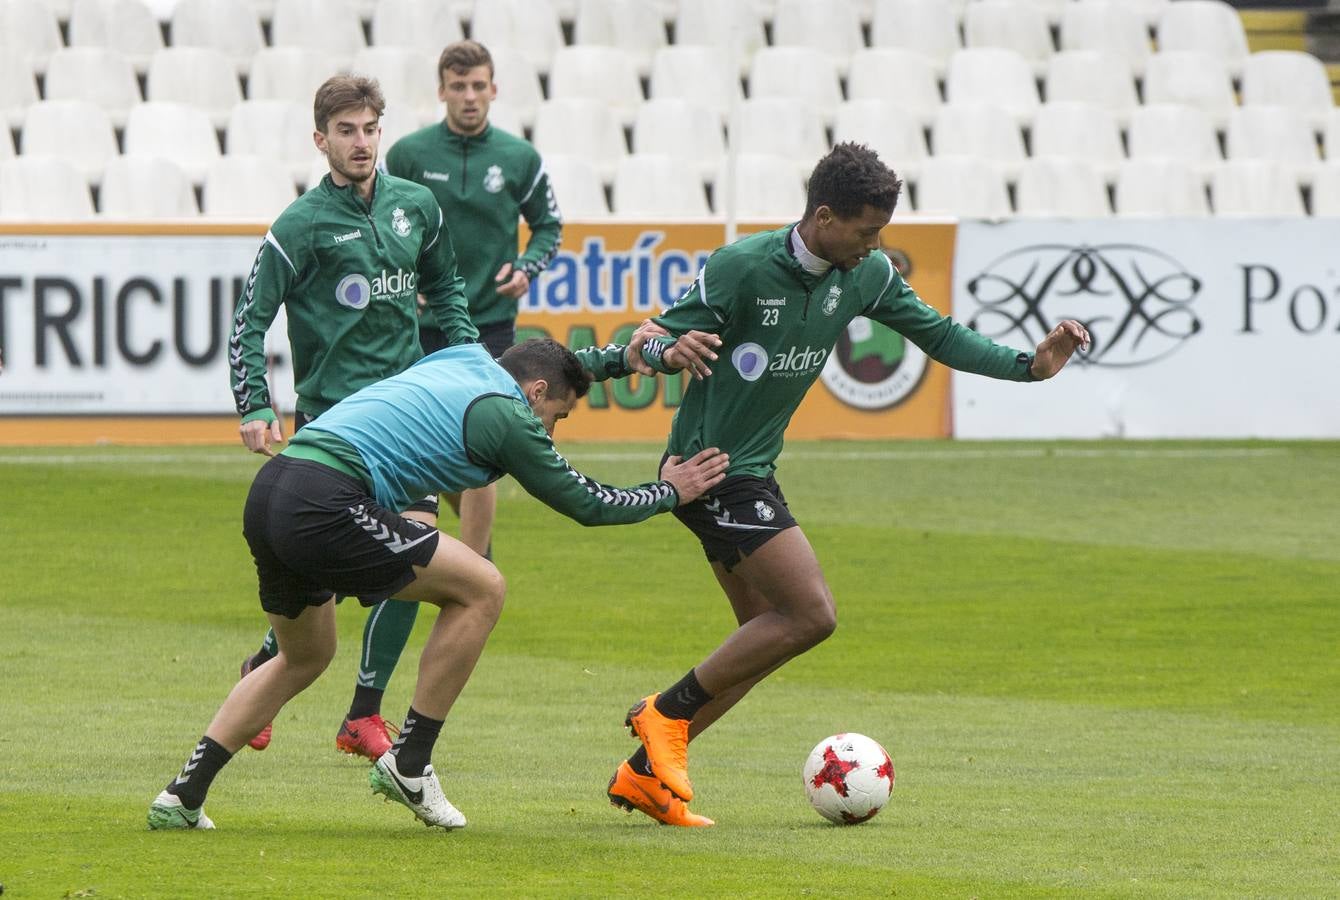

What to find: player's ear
left=528, top=379, right=549, bottom=404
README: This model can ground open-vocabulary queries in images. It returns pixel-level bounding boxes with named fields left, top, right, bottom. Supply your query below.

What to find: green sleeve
left=516, top=156, right=562, bottom=279
left=417, top=199, right=479, bottom=346
left=465, top=396, right=678, bottom=526
left=573, top=343, right=632, bottom=382
left=640, top=258, right=735, bottom=373
left=228, top=230, right=299, bottom=418
left=865, top=268, right=1034, bottom=382
left=384, top=139, right=411, bottom=180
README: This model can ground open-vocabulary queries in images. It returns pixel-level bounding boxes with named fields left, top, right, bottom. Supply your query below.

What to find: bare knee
left=276, top=640, right=335, bottom=686
left=790, top=591, right=837, bottom=650
left=476, top=565, right=506, bottom=623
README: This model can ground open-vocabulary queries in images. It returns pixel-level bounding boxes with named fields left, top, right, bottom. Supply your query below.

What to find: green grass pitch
left=1, top=440, right=1337, bottom=897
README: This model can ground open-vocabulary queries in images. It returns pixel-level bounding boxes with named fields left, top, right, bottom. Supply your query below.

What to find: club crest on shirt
left=390, top=207, right=412, bottom=237
left=754, top=500, right=775, bottom=522
left=822, top=284, right=842, bottom=316
left=483, top=164, right=505, bottom=193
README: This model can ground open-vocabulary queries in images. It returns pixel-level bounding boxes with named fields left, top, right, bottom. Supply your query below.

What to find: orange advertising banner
left=515, top=220, right=958, bottom=440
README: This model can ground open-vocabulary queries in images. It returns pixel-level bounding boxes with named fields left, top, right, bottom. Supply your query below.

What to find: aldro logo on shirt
left=335, top=269, right=418, bottom=309
left=731, top=342, right=829, bottom=382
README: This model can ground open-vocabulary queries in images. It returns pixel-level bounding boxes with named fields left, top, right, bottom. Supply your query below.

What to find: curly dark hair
left=497, top=338, right=591, bottom=400
left=803, top=142, right=904, bottom=220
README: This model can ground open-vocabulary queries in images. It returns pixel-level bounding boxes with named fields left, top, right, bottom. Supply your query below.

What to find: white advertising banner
left=951, top=219, right=1340, bottom=438
left=0, top=231, right=296, bottom=414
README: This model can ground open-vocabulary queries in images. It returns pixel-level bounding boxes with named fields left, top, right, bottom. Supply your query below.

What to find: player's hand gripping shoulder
left=1029, top=320, right=1091, bottom=380
left=626, top=319, right=721, bottom=379
left=659, top=448, right=730, bottom=505
left=239, top=415, right=284, bottom=457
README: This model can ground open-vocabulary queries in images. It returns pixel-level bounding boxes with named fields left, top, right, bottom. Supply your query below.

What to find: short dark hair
left=438, top=39, right=494, bottom=85
left=498, top=338, right=591, bottom=400
left=803, top=142, right=903, bottom=220
left=313, top=74, right=385, bottom=132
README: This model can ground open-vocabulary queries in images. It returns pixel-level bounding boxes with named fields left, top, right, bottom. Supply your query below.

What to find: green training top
left=385, top=122, right=562, bottom=328
left=228, top=171, right=478, bottom=423
left=642, top=224, right=1036, bottom=478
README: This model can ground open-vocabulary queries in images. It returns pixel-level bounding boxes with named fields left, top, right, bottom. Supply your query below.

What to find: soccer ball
left=802, top=733, right=894, bottom=825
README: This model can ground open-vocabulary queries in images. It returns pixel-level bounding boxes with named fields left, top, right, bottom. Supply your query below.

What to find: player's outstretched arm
left=659, top=448, right=730, bottom=505
left=1029, top=320, right=1091, bottom=380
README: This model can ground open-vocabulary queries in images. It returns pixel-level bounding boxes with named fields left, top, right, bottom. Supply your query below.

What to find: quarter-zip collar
left=441, top=120, right=493, bottom=149
left=320, top=169, right=382, bottom=213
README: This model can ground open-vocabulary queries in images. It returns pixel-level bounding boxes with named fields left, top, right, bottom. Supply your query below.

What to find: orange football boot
left=607, top=762, right=713, bottom=827
left=625, top=693, right=693, bottom=801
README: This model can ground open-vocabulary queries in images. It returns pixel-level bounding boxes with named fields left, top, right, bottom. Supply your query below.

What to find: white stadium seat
left=632, top=98, right=726, bottom=183
left=0, top=0, right=63, bottom=75
left=573, top=0, right=668, bottom=78
left=351, top=47, right=440, bottom=124
left=0, top=53, right=40, bottom=129
left=270, top=0, right=365, bottom=64
left=1030, top=102, right=1125, bottom=182
left=846, top=49, right=942, bottom=129
left=0, top=128, right=13, bottom=160
left=540, top=153, right=609, bottom=218
left=201, top=154, right=300, bottom=220
left=99, top=156, right=198, bottom=219
left=247, top=47, right=340, bottom=105
left=123, top=101, right=222, bottom=184
left=1114, top=159, right=1210, bottom=217
left=68, top=0, right=163, bottom=74
left=944, top=47, right=1040, bottom=125
left=649, top=45, right=742, bottom=126
left=833, top=99, right=929, bottom=180
left=170, top=0, right=266, bottom=74
left=43, top=47, right=142, bottom=129
left=914, top=155, right=1012, bottom=218
left=1127, top=104, right=1221, bottom=182
left=964, top=0, right=1055, bottom=76
left=870, top=0, right=961, bottom=77
left=0, top=156, right=95, bottom=220
left=1142, top=51, right=1237, bottom=130
left=675, top=0, right=768, bottom=77
left=931, top=104, right=1026, bottom=180
left=226, top=99, right=319, bottom=187
left=1240, top=51, right=1334, bottom=134
left=377, top=102, right=425, bottom=155
left=1043, top=50, right=1139, bottom=127
left=1155, top=0, right=1248, bottom=78
left=1326, top=108, right=1340, bottom=161
left=1015, top=157, right=1112, bottom=217
left=532, top=98, right=627, bottom=184
left=771, top=0, right=865, bottom=75
left=1210, top=160, right=1305, bottom=216
left=715, top=153, right=806, bottom=220
left=1084, top=0, right=1169, bottom=29
left=1225, top=105, right=1321, bottom=187
left=370, top=0, right=465, bottom=61
left=611, top=153, right=711, bottom=217
left=547, top=46, right=644, bottom=128
left=470, top=0, right=565, bottom=76
left=748, top=48, right=843, bottom=126
left=1059, top=0, right=1152, bottom=77
left=489, top=46, right=544, bottom=131
left=730, top=99, right=829, bottom=177
left=19, top=100, right=119, bottom=185
left=146, top=47, right=243, bottom=129
left=1310, top=162, right=1340, bottom=216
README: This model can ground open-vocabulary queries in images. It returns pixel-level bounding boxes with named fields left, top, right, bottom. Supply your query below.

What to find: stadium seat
left=1113, top=159, right=1209, bottom=217
left=1059, top=0, right=1152, bottom=78
left=1085, top=0, right=1168, bottom=29
left=747, top=48, right=844, bottom=126
left=1326, top=108, right=1340, bottom=161
left=225, top=99, right=319, bottom=187
left=0, top=0, right=63, bottom=75
left=648, top=45, right=742, bottom=126
left=944, top=48, right=1040, bottom=125
left=489, top=47, right=544, bottom=131
left=913, top=155, right=1012, bottom=218
left=930, top=105, right=1026, bottom=180
left=170, top=0, right=265, bottom=74
left=68, top=0, right=163, bottom=74
left=1211, top=160, right=1305, bottom=216
left=547, top=46, right=644, bottom=128
left=573, top=0, right=667, bottom=78
left=611, top=154, right=712, bottom=217
left=370, top=0, right=465, bottom=61
left=963, top=0, right=1055, bottom=77
left=1225, top=105, right=1321, bottom=187
left=0, top=53, right=39, bottom=129
left=771, top=0, right=865, bottom=75
left=0, top=156, right=95, bottom=220
left=675, top=0, right=768, bottom=77
left=715, top=153, right=806, bottom=220
left=19, top=100, right=118, bottom=185
left=43, top=47, right=142, bottom=129
left=846, top=49, right=942, bottom=129
left=270, top=0, right=365, bottom=64
left=146, top=48, right=243, bottom=129
left=632, top=98, right=726, bottom=183
left=532, top=98, right=627, bottom=184
left=484, top=99, right=522, bottom=137
left=730, top=99, right=829, bottom=177
left=1142, top=51, right=1236, bottom=130
left=123, top=102, right=222, bottom=184
left=99, top=156, right=198, bottom=219
left=1030, top=102, right=1124, bottom=182
left=1043, top=50, right=1139, bottom=127
left=1015, top=157, right=1112, bottom=217
left=1155, top=0, right=1248, bottom=79
left=376, top=102, right=424, bottom=154
left=247, top=47, right=338, bottom=105
left=540, top=153, right=609, bottom=218
left=248, top=0, right=276, bottom=19
left=0, top=128, right=13, bottom=160
left=1310, top=162, right=1340, bottom=216
left=870, top=0, right=961, bottom=77
left=1240, top=51, right=1334, bottom=135
left=833, top=99, right=929, bottom=180
left=351, top=47, right=439, bottom=124
left=470, top=0, right=564, bottom=76
left=201, top=154, right=300, bottom=219
left=1018, top=0, right=1071, bottom=27
left=1126, top=104, right=1221, bottom=182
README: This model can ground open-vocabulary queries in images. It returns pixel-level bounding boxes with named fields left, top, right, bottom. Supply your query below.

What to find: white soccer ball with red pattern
left=803, top=732, right=895, bottom=825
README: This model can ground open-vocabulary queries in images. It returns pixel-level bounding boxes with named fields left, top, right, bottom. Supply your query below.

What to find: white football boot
left=147, top=789, right=216, bottom=830
left=370, top=752, right=466, bottom=830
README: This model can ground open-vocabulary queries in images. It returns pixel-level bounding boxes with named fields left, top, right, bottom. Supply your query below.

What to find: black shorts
left=242, top=455, right=441, bottom=619
left=420, top=320, right=515, bottom=359
left=669, top=461, right=797, bottom=572
left=294, top=410, right=439, bottom=516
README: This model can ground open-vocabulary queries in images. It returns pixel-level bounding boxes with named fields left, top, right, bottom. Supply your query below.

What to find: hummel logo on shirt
left=333, top=229, right=362, bottom=244
left=421, top=170, right=451, bottom=182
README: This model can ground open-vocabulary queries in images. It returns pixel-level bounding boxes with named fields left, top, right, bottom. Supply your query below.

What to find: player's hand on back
left=1029, top=319, right=1090, bottom=380
left=239, top=417, right=284, bottom=457
left=660, top=448, right=729, bottom=505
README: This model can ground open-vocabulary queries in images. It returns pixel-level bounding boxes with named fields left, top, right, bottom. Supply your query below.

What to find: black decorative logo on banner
left=965, top=244, right=1203, bottom=367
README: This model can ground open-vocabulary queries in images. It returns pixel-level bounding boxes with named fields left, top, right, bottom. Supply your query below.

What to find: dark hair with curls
left=802, top=142, right=904, bottom=221
left=497, top=338, right=591, bottom=400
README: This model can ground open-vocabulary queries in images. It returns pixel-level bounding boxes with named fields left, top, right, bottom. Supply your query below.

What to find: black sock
left=390, top=706, right=443, bottom=777
left=628, top=745, right=654, bottom=777
left=165, top=736, right=233, bottom=810
left=347, top=684, right=384, bottom=720
left=653, top=669, right=713, bottom=721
